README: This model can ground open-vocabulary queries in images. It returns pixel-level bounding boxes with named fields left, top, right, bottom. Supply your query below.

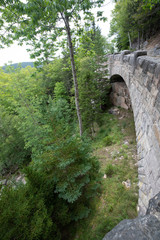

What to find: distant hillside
left=2, top=62, right=34, bottom=71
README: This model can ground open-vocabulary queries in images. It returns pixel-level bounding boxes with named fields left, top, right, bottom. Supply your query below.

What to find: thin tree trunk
left=128, top=32, right=132, bottom=49
left=63, top=15, right=83, bottom=136
left=138, top=30, right=140, bottom=50
left=141, top=31, right=144, bottom=49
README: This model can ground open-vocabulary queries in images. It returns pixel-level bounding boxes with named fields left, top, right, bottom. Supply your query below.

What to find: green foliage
left=2, top=62, right=34, bottom=71
left=102, top=136, right=113, bottom=146
left=0, top=0, right=105, bottom=59
left=110, top=0, right=160, bottom=50
left=93, top=113, right=123, bottom=148
left=142, top=0, right=159, bottom=9
left=41, top=57, right=72, bottom=96
left=73, top=109, right=138, bottom=240
left=105, top=163, right=116, bottom=177
left=0, top=67, right=43, bottom=174
left=0, top=108, right=31, bottom=174
left=54, top=82, right=68, bottom=101
left=77, top=56, right=101, bottom=132
left=0, top=185, right=54, bottom=240
left=0, top=63, right=102, bottom=239
left=27, top=97, right=101, bottom=206
left=0, top=0, right=107, bottom=136
left=76, top=27, right=110, bottom=134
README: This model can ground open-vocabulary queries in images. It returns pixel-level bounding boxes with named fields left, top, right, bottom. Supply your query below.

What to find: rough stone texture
left=148, top=44, right=160, bottom=57
left=103, top=192, right=160, bottom=240
left=108, top=51, right=160, bottom=215
left=110, top=82, right=131, bottom=109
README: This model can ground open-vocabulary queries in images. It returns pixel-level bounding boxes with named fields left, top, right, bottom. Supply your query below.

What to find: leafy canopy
left=0, top=0, right=105, bottom=62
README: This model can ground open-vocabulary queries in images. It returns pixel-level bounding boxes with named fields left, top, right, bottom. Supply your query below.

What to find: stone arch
left=110, top=74, right=132, bottom=110
left=108, top=51, right=160, bottom=215
left=110, top=74, right=124, bottom=83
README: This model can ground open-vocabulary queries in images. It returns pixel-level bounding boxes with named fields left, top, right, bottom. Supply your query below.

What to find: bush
left=0, top=185, right=55, bottom=240
left=105, top=164, right=116, bottom=177
left=102, top=136, right=113, bottom=146
left=0, top=110, right=31, bottom=175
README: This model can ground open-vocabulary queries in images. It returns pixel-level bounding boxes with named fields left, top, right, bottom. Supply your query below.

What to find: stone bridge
left=108, top=50, right=160, bottom=215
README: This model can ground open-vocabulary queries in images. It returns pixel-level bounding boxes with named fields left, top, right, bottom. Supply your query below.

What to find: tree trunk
left=138, top=31, right=140, bottom=50
left=128, top=32, right=132, bottom=49
left=63, top=15, right=83, bottom=136
left=141, top=31, right=144, bottom=49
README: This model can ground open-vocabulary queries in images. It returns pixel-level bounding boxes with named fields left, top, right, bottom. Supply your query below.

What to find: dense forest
left=0, top=0, right=159, bottom=239
left=2, top=62, right=34, bottom=71
left=110, top=0, right=160, bottom=50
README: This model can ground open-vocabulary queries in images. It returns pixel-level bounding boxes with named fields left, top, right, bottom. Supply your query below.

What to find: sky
left=0, top=1, right=115, bottom=66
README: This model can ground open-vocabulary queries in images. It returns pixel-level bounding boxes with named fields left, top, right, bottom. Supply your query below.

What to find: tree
left=0, top=0, right=105, bottom=136
left=0, top=64, right=101, bottom=238
left=0, top=107, right=31, bottom=175
left=110, top=0, right=160, bottom=51
left=110, top=0, right=139, bottom=50
left=75, top=26, right=110, bottom=134
left=0, top=184, right=54, bottom=240
left=54, top=82, right=68, bottom=101
left=40, top=57, right=72, bottom=97
left=142, top=0, right=159, bottom=9
left=0, top=66, right=46, bottom=174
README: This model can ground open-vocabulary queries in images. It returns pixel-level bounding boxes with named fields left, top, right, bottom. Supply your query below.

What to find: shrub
left=0, top=185, right=55, bottom=240
left=102, top=136, right=113, bottom=146
left=105, top=164, right=116, bottom=177
left=0, top=110, right=31, bottom=175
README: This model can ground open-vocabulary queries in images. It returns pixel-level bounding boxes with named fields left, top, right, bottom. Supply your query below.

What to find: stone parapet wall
left=108, top=50, right=160, bottom=215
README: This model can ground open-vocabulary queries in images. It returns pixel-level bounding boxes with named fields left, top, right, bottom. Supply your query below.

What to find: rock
left=120, top=101, right=128, bottom=110
left=110, top=82, right=131, bottom=110
left=146, top=192, right=160, bottom=220
left=0, top=179, right=7, bottom=185
left=122, top=179, right=131, bottom=189
left=103, top=192, right=160, bottom=240
left=108, top=107, right=120, bottom=115
left=15, top=174, right=26, bottom=185
left=103, top=174, right=107, bottom=179
left=143, top=41, right=148, bottom=49
left=123, top=141, right=129, bottom=145
left=148, top=45, right=160, bottom=57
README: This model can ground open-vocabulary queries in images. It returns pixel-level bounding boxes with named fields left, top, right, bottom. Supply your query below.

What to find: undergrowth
left=73, top=108, right=138, bottom=240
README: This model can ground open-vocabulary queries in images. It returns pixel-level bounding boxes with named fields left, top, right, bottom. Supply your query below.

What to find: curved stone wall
left=108, top=50, right=160, bottom=215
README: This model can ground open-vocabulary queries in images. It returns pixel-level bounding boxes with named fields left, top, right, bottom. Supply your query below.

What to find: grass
left=93, top=110, right=134, bottom=147
left=73, top=108, right=138, bottom=240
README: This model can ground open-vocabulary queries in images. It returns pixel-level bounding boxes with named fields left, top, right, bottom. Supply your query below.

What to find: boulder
left=108, top=107, right=120, bottom=115
left=103, top=192, right=160, bottom=240
left=110, top=82, right=131, bottom=110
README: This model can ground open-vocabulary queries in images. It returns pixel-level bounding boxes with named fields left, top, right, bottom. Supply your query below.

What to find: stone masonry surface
left=108, top=50, right=160, bottom=216
left=110, top=82, right=132, bottom=109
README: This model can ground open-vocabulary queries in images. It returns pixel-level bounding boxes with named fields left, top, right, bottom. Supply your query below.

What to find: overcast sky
left=0, top=1, right=115, bottom=66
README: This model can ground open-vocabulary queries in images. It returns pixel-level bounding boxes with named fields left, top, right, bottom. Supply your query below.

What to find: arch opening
left=110, top=74, right=132, bottom=110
